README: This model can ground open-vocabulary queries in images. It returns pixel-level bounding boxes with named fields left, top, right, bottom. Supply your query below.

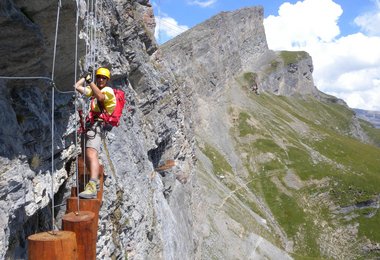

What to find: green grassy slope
left=198, top=84, right=380, bottom=259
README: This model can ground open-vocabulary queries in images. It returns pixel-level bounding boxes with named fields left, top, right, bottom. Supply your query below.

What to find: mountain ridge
left=161, top=6, right=380, bottom=259
left=1, top=2, right=380, bottom=259
left=354, top=108, right=380, bottom=128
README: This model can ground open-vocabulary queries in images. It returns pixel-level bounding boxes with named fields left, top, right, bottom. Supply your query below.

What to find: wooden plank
left=155, top=159, right=176, bottom=172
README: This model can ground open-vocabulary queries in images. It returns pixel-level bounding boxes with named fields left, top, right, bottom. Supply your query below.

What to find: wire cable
left=50, top=0, right=62, bottom=233
left=74, top=0, right=81, bottom=213
left=0, top=76, right=52, bottom=81
left=84, top=0, right=93, bottom=194
left=93, top=0, right=97, bottom=70
left=0, top=76, right=75, bottom=94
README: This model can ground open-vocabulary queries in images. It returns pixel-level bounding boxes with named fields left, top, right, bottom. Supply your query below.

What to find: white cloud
left=264, top=0, right=342, bottom=49
left=155, top=15, right=189, bottom=43
left=264, top=0, right=380, bottom=110
left=187, top=0, right=217, bottom=8
left=354, top=0, right=380, bottom=36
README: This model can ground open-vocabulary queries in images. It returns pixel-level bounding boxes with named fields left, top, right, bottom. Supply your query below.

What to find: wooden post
left=66, top=198, right=101, bottom=239
left=62, top=211, right=96, bottom=260
left=28, top=231, right=77, bottom=260
left=66, top=198, right=101, bottom=218
left=66, top=155, right=104, bottom=259
left=155, top=159, right=176, bottom=172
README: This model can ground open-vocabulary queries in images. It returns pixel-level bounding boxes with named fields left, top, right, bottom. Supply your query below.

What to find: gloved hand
left=80, top=71, right=92, bottom=84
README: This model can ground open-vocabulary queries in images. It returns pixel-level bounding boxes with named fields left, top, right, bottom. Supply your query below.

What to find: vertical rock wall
left=0, top=0, right=196, bottom=259
left=161, top=7, right=269, bottom=97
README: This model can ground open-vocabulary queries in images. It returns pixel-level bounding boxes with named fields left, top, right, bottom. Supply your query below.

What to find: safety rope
left=102, top=139, right=117, bottom=179
left=83, top=0, right=95, bottom=193
left=85, top=0, right=97, bottom=73
left=79, top=0, right=100, bottom=192
left=85, top=0, right=89, bottom=70
left=94, top=0, right=98, bottom=70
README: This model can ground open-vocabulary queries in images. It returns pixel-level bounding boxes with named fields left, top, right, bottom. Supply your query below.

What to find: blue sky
left=152, top=0, right=380, bottom=111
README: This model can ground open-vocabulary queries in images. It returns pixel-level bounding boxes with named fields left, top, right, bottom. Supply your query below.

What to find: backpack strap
left=86, top=97, right=102, bottom=126
left=97, top=99, right=106, bottom=114
left=97, top=88, right=115, bottom=115
left=97, top=89, right=116, bottom=130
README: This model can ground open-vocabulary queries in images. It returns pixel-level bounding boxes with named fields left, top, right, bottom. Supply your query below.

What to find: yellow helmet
left=96, top=67, right=111, bottom=79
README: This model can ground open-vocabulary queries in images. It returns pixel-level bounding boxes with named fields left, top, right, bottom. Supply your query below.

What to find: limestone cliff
left=160, top=7, right=296, bottom=259
left=161, top=6, right=380, bottom=260
left=1, top=0, right=195, bottom=259
left=354, top=108, right=380, bottom=128
left=161, top=7, right=318, bottom=98
left=1, top=1, right=379, bottom=259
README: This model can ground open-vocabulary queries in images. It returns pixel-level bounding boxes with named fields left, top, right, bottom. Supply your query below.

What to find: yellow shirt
left=85, top=86, right=116, bottom=115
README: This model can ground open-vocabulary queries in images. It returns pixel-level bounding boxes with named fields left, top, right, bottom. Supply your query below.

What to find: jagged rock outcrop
left=253, top=50, right=319, bottom=96
left=0, top=0, right=195, bottom=259
left=161, top=7, right=295, bottom=259
left=161, top=7, right=268, bottom=97
left=1, top=1, right=41, bottom=75
left=160, top=7, right=318, bottom=98
left=160, top=6, right=380, bottom=260
left=354, top=108, right=380, bottom=128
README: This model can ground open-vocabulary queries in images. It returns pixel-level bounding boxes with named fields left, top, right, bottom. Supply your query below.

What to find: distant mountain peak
left=161, top=7, right=319, bottom=98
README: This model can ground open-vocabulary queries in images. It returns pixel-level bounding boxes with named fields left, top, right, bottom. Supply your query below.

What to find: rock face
left=160, top=6, right=379, bottom=260
left=161, top=7, right=295, bottom=259
left=2, top=1, right=377, bottom=259
left=354, top=108, right=380, bottom=128
left=0, top=2, right=311, bottom=259
left=1, top=0, right=45, bottom=76
left=0, top=0, right=195, bottom=259
left=161, top=7, right=318, bottom=98
left=255, top=50, right=319, bottom=96
left=161, top=7, right=268, bottom=97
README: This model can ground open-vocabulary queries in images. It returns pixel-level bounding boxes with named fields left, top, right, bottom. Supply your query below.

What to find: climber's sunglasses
left=96, top=75, right=108, bottom=80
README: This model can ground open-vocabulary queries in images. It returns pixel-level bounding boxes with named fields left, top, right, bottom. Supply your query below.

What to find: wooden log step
left=66, top=197, right=101, bottom=242
left=62, top=211, right=96, bottom=260
left=66, top=198, right=101, bottom=214
left=28, top=231, right=77, bottom=260
left=155, top=159, right=176, bottom=172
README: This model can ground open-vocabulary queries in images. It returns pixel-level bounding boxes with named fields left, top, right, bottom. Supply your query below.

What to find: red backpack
left=88, top=89, right=126, bottom=127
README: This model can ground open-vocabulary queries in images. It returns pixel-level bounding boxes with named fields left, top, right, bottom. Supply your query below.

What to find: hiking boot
left=87, top=179, right=100, bottom=191
left=79, top=181, right=97, bottom=199
left=92, top=179, right=100, bottom=191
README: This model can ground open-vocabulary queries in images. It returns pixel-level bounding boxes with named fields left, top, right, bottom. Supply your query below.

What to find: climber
left=75, top=67, right=116, bottom=199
